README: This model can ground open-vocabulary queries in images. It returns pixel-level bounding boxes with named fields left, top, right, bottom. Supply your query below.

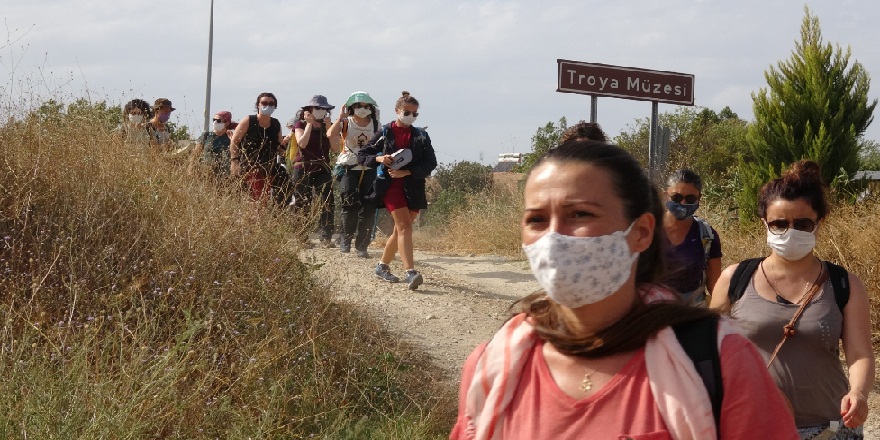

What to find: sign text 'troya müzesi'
left=557, top=59, right=694, bottom=106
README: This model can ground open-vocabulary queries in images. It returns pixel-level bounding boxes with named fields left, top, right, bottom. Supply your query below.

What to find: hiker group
left=117, top=90, right=437, bottom=291
left=450, top=122, right=873, bottom=440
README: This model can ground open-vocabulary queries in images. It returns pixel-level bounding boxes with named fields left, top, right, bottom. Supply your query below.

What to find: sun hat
left=301, top=95, right=335, bottom=110
left=344, top=91, right=378, bottom=108
left=153, top=98, right=176, bottom=111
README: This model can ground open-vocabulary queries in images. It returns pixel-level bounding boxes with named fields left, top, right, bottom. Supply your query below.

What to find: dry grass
left=0, top=101, right=451, bottom=438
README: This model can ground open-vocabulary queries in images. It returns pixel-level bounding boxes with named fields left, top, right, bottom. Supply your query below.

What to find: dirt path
left=301, top=246, right=880, bottom=437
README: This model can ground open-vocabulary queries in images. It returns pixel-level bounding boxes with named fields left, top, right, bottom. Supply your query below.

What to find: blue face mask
left=665, top=201, right=699, bottom=220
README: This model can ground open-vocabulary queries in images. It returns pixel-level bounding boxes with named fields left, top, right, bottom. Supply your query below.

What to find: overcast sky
left=3, top=0, right=879, bottom=166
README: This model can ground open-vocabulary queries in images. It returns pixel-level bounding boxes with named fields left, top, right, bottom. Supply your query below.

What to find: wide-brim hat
left=344, top=91, right=378, bottom=108
left=302, top=95, right=334, bottom=110
left=153, top=98, right=176, bottom=111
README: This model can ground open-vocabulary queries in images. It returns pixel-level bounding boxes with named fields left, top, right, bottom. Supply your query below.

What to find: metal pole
left=203, top=0, right=214, bottom=134
left=590, top=96, right=598, bottom=123
left=648, top=102, right=659, bottom=181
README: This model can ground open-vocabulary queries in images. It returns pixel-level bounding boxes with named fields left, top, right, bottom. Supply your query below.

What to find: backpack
left=727, top=257, right=850, bottom=312
left=673, top=316, right=723, bottom=438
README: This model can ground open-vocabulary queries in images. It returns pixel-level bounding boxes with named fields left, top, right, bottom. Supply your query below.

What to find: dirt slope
left=301, top=246, right=879, bottom=437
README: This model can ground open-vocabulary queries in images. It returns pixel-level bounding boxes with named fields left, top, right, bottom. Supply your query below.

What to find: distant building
left=854, top=170, right=880, bottom=199
left=492, top=152, right=523, bottom=173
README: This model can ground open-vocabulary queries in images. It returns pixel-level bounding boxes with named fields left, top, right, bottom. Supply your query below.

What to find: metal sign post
left=557, top=59, right=695, bottom=178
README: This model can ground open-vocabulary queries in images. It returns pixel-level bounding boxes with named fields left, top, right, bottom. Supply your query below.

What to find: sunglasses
left=259, top=101, right=276, bottom=106
left=765, top=218, right=818, bottom=235
left=212, top=118, right=224, bottom=123
left=352, top=103, right=370, bottom=109
left=401, top=110, right=419, bottom=117
left=668, top=193, right=699, bottom=205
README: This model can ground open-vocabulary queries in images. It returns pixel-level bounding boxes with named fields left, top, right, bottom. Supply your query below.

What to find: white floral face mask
left=522, top=222, right=639, bottom=308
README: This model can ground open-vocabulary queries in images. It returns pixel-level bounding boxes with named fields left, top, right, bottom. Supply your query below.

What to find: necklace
left=760, top=259, right=824, bottom=305
left=580, top=368, right=598, bottom=392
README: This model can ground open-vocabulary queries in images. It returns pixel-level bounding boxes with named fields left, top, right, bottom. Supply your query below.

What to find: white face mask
left=213, top=122, right=227, bottom=133
left=766, top=227, right=816, bottom=261
left=128, top=114, right=143, bottom=124
left=311, top=109, right=327, bottom=119
left=398, top=113, right=417, bottom=125
left=353, top=107, right=371, bottom=118
left=260, top=105, right=275, bottom=115
left=522, top=222, right=639, bottom=308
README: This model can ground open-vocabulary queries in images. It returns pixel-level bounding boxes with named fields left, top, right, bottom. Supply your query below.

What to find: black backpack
left=727, top=258, right=850, bottom=311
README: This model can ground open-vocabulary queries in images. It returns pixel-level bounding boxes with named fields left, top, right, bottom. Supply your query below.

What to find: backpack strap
left=692, top=216, right=714, bottom=269
left=727, top=258, right=764, bottom=304
left=673, top=316, right=723, bottom=437
left=825, top=261, right=850, bottom=312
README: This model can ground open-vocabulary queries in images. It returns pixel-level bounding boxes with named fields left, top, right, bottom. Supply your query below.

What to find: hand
left=840, top=391, right=868, bottom=428
left=339, top=104, right=349, bottom=118
left=377, top=155, right=393, bottom=166
left=323, top=116, right=332, bottom=126
left=231, top=161, right=241, bottom=177
left=304, top=111, right=317, bottom=125
left=388, top=169, right=411, bottom=178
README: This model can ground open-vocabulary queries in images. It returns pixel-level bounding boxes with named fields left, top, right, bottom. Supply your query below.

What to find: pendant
left=580, top=375, right=593, bottom=392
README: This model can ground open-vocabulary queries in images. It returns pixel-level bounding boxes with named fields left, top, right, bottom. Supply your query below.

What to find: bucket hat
left=344, top=91, right=378, bottom=108
left=302, top=95, right=334, bottom=110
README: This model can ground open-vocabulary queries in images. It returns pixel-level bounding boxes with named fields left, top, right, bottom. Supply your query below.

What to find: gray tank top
left=730, top=266, right=848, bottom=428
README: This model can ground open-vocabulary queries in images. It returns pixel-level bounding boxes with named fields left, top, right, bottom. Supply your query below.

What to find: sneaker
left=374, top=263, right=399, bottom=283
left=405, top=269, right=424, bottom=291
left=356, top=250, right=369, bottom=259
left=340, top=243, right=351, bottom=253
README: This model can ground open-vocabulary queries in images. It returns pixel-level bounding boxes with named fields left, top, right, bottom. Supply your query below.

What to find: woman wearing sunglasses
left=661, top=169, right=722, bottom=305
left=710, top=160, right=874, bottom=439
left=188, top=110, right=236, bottom=178
left=358, top=91, right=437, bottom=290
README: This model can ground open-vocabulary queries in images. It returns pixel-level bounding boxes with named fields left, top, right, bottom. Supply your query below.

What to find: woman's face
left=764, top=198, right=820, bottom=234
left=522, top=161, right=643, bottom=246
left=665, top=182, right=700, bottom=206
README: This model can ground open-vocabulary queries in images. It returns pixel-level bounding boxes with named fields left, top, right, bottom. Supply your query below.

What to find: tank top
left=242, top=115, right=281, bottom=169
left=336, top=117, right=378, bottom=169
left=730, top=267, right=848, bottom=428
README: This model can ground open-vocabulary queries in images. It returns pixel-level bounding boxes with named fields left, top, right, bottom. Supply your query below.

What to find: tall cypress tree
left=740, top=6, right=876, bottom=216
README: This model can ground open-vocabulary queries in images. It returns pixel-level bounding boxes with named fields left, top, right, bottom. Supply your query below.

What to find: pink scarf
left=462, top=285, right=735, bottom=440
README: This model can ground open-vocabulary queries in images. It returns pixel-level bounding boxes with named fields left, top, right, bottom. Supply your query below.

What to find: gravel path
left=301, top=245, right=879, bottom=436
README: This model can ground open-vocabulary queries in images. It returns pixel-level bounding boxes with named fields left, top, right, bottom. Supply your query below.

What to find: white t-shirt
left=336, top=117, right=378, bottom=169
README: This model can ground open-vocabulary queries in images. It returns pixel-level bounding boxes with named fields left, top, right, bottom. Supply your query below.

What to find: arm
left=717, top=334, right=799, bottom=439
left=449, top=342, right=487, bottom=440
left=276, top=121, right=286, bottom=156
left=705, top=257, right=722, bottom=296
left=229, top=117, right=249, bottom=177
left=839, top=273, right=875, bottom=428
left=708, top=264, right=737, bottom=311
left=357, top=130, right=387, bottom=167
left=405, top=131, right=438, bottom=179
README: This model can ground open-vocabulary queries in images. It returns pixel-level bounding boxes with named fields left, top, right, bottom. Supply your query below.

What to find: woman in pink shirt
left=450, top=140, right=798, bottom=440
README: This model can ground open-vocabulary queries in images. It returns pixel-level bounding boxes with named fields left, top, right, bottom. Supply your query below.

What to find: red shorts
left=243, top=168, right=270, bottom=201
left=383, top=178, right=418, bottom=213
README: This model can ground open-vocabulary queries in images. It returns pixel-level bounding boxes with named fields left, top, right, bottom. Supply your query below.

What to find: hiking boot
left=374, top=263, right=399, bottom=283
left=356, top=249, right=370, bottom=259
left=405, top=269, right=424, bottom=291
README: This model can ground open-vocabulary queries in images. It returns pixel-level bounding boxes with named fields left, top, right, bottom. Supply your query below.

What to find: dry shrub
left=0, top=100, right=450, bottom=438
left=417, top=184, right=523, bottom=257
